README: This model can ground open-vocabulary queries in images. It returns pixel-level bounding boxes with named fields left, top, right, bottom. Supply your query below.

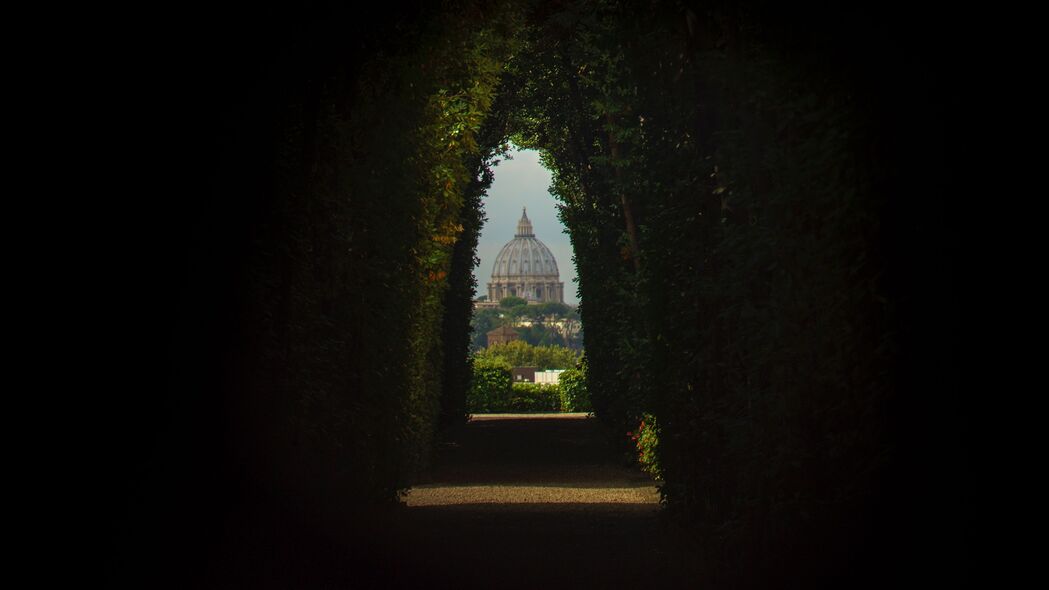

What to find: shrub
left=508, top=383, right=561, bottom=412
left=467, top=356, right=512, bottom=413
left=499, top=296, right=528, bottom=308
left=468, top=355, right=584, bottom=413
left=557, top=366, right=591, bottom=412
left=475, top=340, right=579, bottom=370
left=629, top=413, right=661, bottom=479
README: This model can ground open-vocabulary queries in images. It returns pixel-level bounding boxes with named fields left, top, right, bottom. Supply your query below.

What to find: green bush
left=557, top=366, right=591, bottom=412
left=508, top=383, right=561, bottom=412
left=467, top=357, right=512, bottom=413
left=629, top=413, right=661, bottom=480
left=474, top=340, right=579, bottom=370
left=467, top=357, right=572, bottom=412
left=499, top=296, right=528, bottom=308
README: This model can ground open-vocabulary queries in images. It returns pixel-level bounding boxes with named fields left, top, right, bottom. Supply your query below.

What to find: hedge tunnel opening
left=94, top=1, right=959, bottom=587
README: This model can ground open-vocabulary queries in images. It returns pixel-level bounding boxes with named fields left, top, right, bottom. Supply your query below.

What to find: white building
left=534, top=369, right=565, bottom=385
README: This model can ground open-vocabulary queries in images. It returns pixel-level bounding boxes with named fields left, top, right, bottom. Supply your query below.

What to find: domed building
left=488, top=208, right=564, bottom=303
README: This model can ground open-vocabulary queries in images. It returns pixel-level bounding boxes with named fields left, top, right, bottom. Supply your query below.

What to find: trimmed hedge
left=467, top=362, right=590, bottom=413
left=497, top=2, right=954, bottom=586
left=508, top=383, right=561, bottom=412
left=467, top=357, right=513, bottom=413
left=558, top=366, right=591, bottom=412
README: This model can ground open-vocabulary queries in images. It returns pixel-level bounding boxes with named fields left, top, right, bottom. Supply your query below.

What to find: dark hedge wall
left=98, top=1, right=957, bottom=587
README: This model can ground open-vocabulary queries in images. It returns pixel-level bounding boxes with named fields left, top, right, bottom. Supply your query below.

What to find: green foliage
left=223, top=0, right=528, bottom=514
left=475, top=339, right=580, bottom=369
left=469, top=306, right=508, bottom=349
left=470, top=306, right=507, bottom=349
left=521, top=301, right=571, bottom=318
left=201, top=1, right=945, bottom=585
left=467, top=379, right=562, bottom=413
left=493, top=1, right=926, bottom=584
left=470, top=301, right=581, bottom=350
left=467, top=353, right=587, bottom=413
left=467, top=356, right=513, bottom=413
left=499, top=296, right=528, bottom=308
left=557, top=364, right=591, bottom=412
left=628, top=413, right=660, bottom=479
left=508, top=383, right=561, bottom=412
left=467, top=356, right=565, bottom=413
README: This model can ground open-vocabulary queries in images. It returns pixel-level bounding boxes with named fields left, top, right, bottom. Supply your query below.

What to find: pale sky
left=473, top=146, right=579, bottom=305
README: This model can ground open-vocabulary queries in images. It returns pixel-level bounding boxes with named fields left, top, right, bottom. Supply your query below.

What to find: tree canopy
left=499, top=296, right=528, bottom=308
left=475, top=340, right=580, bottom=370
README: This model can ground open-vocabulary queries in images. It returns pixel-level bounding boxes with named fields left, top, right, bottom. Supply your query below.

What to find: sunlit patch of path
left=407, top=484, right=660, bottom=505
left=392, top=413, right=700, bottom=588
left=407, top=413, right=660, bottom=507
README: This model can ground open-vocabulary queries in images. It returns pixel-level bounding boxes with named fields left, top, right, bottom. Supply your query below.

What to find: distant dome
left=492, top=210, right=559, bottom=278
left=488, top=208, right=564, bottom=303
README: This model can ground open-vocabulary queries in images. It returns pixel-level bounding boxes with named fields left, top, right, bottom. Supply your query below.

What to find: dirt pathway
left=388, top=413, right=701, bottom=588
left=178, top=413, right=703, bottom=588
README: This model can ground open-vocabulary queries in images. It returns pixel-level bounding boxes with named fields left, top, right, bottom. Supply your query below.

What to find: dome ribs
left=487, top=208, right=565, bottom=303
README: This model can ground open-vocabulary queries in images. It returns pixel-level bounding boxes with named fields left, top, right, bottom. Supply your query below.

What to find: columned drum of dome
left=488, top=208, right=565, bottom=303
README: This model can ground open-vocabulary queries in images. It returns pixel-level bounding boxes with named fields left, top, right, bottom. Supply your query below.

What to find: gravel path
left=390, top=413, right=702, bottom=588
left=178, top=413, right=702, bottom=588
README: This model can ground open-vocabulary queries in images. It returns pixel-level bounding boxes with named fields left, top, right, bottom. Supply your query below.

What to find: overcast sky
left=473, top=146, right=578, bottom=305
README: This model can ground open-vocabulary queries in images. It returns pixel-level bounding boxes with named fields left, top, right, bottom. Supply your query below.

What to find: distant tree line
left=475, top=339, right=580, bottom=370
left=471, top=296, right=583, bottom=350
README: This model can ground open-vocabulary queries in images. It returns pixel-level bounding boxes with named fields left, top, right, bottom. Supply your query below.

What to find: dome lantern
left=515, top=207, right=534, bottom=237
